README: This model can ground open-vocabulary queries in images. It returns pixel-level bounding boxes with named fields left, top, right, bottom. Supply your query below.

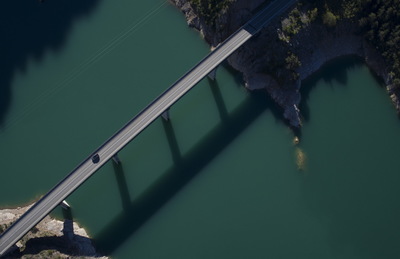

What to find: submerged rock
left=295, top=147, right=307, bottom=171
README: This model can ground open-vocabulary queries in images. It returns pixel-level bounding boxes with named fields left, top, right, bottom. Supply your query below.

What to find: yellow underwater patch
left=295, top=147, right=307, bottom=171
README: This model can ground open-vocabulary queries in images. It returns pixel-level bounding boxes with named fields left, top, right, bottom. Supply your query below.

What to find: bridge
left=0, top=0, right=296, bottom=256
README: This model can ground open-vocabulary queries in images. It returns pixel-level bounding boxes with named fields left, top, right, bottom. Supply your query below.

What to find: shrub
left=189, top=0, right=234, bottom=26
left=285, top=52, right=301, bottom=71
left=323, top=10, right=337, bottom=27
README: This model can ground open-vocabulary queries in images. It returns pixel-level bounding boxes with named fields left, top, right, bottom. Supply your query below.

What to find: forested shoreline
left=188, top=0, right=400, bottom=90
left=309, top=0, right=400, bottom=92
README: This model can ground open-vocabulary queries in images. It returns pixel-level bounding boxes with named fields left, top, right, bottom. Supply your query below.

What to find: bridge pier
left=207, top=66, right=218, bottom=81
left=162, top=108, right=170, bottom=121
left=61, top=200, right=71, bottom=210
left=112, top=153, right=121, bottom=165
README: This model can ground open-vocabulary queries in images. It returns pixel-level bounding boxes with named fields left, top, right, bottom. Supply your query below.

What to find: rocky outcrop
left=169, top=0, right=397, bottom=128
left=0, top=204, right=107, bottom=259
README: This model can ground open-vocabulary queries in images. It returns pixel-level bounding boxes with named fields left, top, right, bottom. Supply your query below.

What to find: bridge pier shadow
left=93, top=92, right=276, bottom=255
left=208, top=78, right=229, bottom=123
left=62, top=208, right=75, bottom=240
left=162, top=119, right=182, bottom=165
left=112, top=161, right=131, bottom=212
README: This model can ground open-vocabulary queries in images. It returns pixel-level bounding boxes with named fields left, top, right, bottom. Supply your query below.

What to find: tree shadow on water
left=220, top=61, right=246, bottom=87
left=0, top=0, right=101, bottom=127
left=299, top=56, right=363, bottom=122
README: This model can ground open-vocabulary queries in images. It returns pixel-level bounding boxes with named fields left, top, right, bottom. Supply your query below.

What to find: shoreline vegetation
left=170, top=0, right=400, bottom=127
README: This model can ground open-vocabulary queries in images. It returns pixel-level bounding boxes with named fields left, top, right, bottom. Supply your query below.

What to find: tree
left=285, top=53, right=301, bottom=70
left=323, top=10, right=337, bottom=27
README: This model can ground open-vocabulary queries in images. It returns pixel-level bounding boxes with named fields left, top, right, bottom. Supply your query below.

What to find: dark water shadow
left=299, top=56, right=363, bottom=122
left=214, top=63, right=288, bottom=129
left=220, top=62, right=246, bottom=87
left=93, top=92, right=290, bottom=255
left=208, top=78, right=229, bottom=122
left=62, top=207, right=73, bottom=221
left=162, top=119, right=182, bottom=165
left=0, top=0, right=101, bottom=127
left=299, top=55, right=400, bottom=258
left=112, top=161, right=131, bottom=212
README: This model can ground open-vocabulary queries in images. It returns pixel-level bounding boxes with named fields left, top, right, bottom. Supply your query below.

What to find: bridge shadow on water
left=208, top=78, right=229, bottom=122
left=0, top=0, right=101, bottom=128
left=94, top=85, right=287, bottom=255
left=112, top=162, right=132, bottom=213
left=162, top=119, right=182, bottom=165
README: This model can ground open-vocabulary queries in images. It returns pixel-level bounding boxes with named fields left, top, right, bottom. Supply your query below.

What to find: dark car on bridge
left=92, top=154, right=100, bottom=164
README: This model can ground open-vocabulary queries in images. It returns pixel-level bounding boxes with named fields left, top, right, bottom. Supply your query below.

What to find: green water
left=1, top=0, right=400, bottom=258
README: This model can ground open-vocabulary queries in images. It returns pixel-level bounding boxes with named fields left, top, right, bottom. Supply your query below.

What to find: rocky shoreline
left=0, top=204, right=107, bottom=259
left=169, top=0, right=398, bottom=128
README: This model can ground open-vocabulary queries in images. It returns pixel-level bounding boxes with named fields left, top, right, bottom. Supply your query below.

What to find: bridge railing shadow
left=94, top=89, right=287, bottom=255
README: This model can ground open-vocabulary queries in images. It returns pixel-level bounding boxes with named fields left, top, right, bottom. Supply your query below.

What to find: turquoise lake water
left=1, top=0, right=400, bottom=258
